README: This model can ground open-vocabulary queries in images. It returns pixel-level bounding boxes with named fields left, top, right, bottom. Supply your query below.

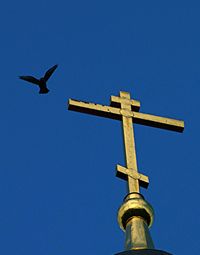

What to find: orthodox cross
left=68, top=91, right=184, bottom=193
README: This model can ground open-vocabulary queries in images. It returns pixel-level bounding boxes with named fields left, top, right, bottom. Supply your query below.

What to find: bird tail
left=39, top=87, right=49, bottom=94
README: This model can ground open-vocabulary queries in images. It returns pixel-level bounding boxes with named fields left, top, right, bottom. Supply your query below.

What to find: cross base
left=115, top=249, right=172, bottom=255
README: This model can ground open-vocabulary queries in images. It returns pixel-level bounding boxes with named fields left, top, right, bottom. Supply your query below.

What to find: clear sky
left=0, top=1, right=198, bottom=254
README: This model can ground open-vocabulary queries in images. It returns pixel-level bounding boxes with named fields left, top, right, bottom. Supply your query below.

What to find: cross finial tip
left=119, top=91, right=131, bottom=99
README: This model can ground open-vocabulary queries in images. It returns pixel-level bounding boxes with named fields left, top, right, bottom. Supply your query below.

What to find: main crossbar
left=68, top=99, right=184, bottom=132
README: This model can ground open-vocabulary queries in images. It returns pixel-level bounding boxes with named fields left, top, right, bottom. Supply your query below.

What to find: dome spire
left=68, top=90, right=184, bottom=255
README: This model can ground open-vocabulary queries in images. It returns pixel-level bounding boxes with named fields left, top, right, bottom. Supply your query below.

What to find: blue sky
left=0, top=0, right=199, bottom=254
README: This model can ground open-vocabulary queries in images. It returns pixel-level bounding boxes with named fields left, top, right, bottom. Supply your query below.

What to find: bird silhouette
left=19, top=64, right=58, bottom=94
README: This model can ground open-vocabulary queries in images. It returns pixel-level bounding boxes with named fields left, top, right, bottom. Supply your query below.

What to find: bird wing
left=43, top=64, right=58, bottom=82
left=19, top=76, right=41, bottom=85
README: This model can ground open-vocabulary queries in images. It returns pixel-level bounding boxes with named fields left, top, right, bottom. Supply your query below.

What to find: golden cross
left=68, top=91, right=184, bottom=193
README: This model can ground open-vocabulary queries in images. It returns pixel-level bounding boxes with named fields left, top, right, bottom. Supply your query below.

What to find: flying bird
left=19, top=64, right=58, bottom=94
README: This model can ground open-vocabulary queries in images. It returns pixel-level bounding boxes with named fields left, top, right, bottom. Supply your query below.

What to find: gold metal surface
left=68, top=97, right=184, bottom=132
left=118, top=193, right=154, bottom=231
left=116, top=165, right=149, bottom=189
left=125, top=217, right=154, bottom=250
left=68, top=91, right=184, bottom=193
left=110, top=95, right=140, bottom=111
left=68, top=90, right=184, bottom=252
left=117, top=193, right=154, bottom=250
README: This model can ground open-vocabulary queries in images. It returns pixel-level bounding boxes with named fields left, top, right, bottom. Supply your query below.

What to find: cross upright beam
left=68, top=91, right=184, bottom=193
